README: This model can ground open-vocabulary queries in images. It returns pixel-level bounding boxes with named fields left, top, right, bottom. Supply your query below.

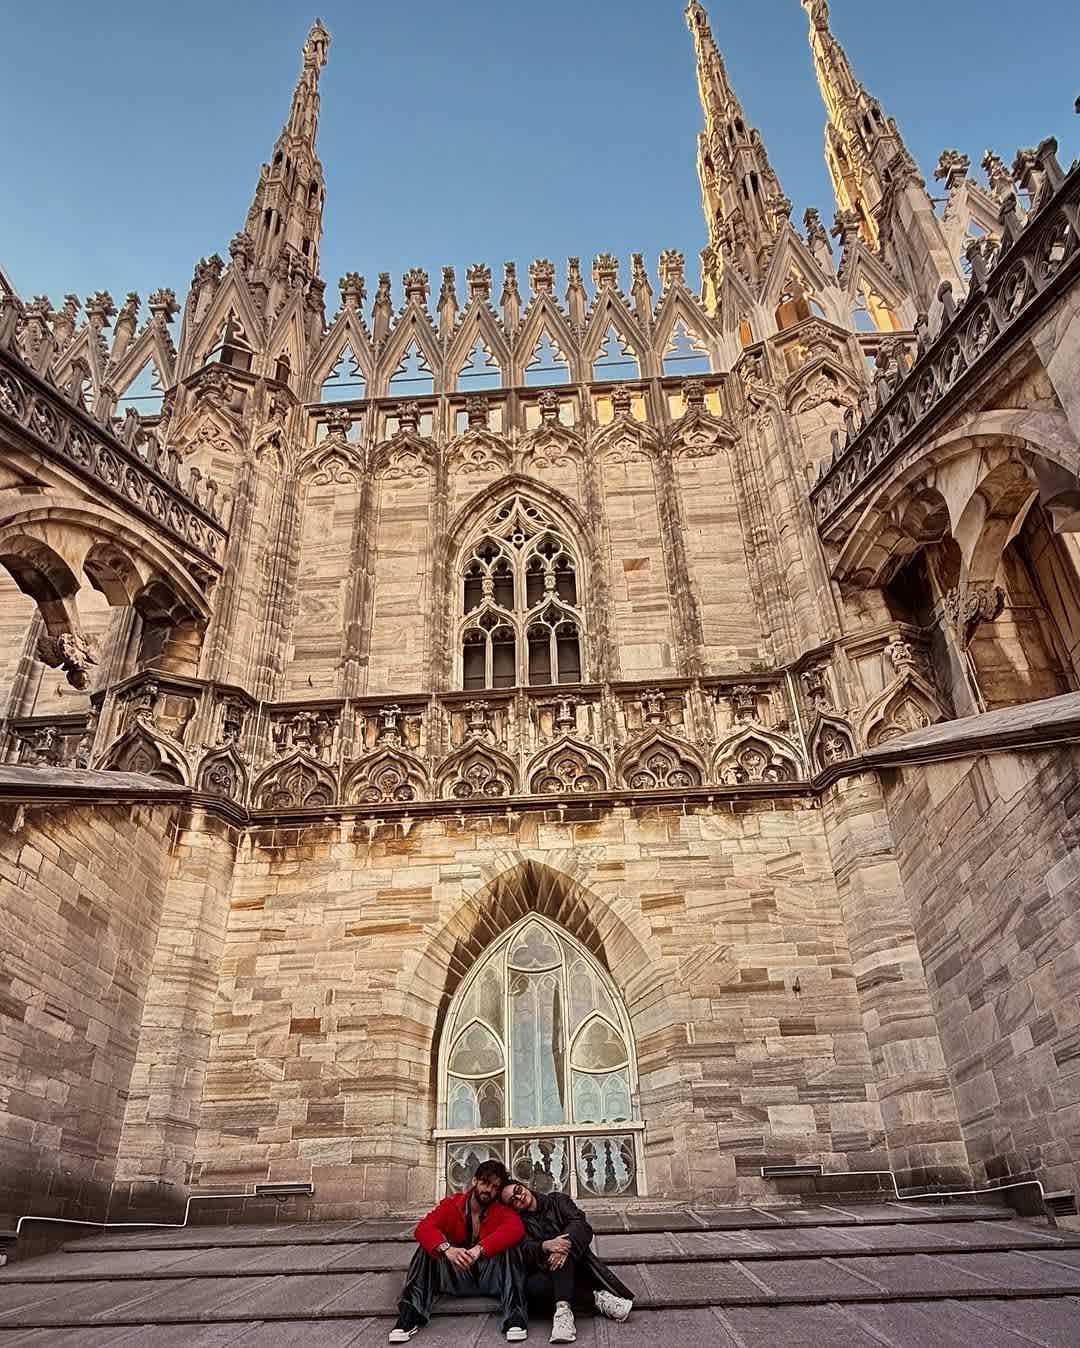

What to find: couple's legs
left=525, top=1257, right=579, bottom=1312
left=397, top=1246, right=526, bottom=1332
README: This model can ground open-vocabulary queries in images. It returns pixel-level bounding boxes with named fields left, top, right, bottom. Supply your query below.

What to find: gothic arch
left=809, top=713, right=857, bottom=772
left=252, top=749, right=337, bottom=810
left=343, top=745, right=429, bottom=805
left=99, top=726, right=190, bottom=784
left=616, top=730, right=706, bottom=790
left=297, top=439, right=366, bottom=487
left=196, top=746, right=249, bottom=802
left=526, top=738, right=612, bottom=795
left=713, top=725, right=803, bottom=785
left=860, top=671, right=947, bottom=748
left=435, top=740, right=519, bottom=800
left=445, top=476, right=593, bottom=561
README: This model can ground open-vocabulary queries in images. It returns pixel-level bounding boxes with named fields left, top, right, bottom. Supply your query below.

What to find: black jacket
left=519, top=1191, right=633, bottom=1300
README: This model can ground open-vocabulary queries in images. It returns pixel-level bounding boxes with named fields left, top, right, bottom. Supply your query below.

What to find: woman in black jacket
left=501, top=1182, right=634, bottom=1344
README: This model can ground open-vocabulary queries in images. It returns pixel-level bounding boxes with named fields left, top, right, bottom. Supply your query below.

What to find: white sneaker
left=506, top=1328, right=528, bottom=1343
left=593, top=1290, right=633, bottom=1322
left=388, top=1328, right=419, bottom=1344
left=550, top=1303, right=576, bottom=1343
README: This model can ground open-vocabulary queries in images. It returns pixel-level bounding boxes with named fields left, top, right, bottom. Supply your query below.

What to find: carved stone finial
left=338, top=272, right=365, bottom=310
left=538, top=390, right=561, bottom=424
left=658, top=249, right=686, bottom=290
left=324, top=406, right=352, bottom=440
left=466, top=263, right=492, bottom=302
left=402, top=268, right=430, bottom=306
left=934, top=149, right=971, bottom=191
left=395, top=401, right=421, bottom=434
left=148, top=288, right=179, bottom=323
left=592, top=253, right=619, bottom=289
left=682, top=378, right=706, bottom=410
left=229, top=230, right=255, bottom=269
left=610, top=384, right=633, bottom=417
left=85, top=291, right=116, bottom=327
left=465, top=396, right=489, bottom=430
left=529, top=258, right=556, bottom=296
left=729, top=684, right=760, bottom=722
left=803, top=207, right=830, bottom=251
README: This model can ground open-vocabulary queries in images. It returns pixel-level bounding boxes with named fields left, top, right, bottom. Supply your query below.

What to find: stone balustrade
left=0, top=334, right=228, bottom=567
left=810, top=138, right=1080, bottom=538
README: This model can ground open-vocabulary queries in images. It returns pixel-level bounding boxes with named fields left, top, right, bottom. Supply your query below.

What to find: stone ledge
left=0, top=764, right=189, bottom=801
left=863, top=690, right=1080, bottom=768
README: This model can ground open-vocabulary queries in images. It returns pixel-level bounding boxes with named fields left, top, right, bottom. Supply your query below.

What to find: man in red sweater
left=390, top=1159, right=528, bottom=1343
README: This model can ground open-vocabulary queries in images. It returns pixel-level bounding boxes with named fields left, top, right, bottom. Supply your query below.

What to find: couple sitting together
left=389, top=1159, right=634, bottom=1344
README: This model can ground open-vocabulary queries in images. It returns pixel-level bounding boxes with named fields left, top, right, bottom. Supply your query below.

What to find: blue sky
left=2, top=1, right=1077, bottom=309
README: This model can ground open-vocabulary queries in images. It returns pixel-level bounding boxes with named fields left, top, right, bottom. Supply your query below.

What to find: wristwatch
left=437, top=1240, right=451, bottom=1256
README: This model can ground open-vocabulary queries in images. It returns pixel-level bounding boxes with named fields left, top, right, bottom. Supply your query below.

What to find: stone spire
left=801, top=1, right=917, bottom=243
left=686, top=3, right=792, bottom=304
left=800, top=0, right=962, bottom=310
left=243, top=18, right=330, bottom=278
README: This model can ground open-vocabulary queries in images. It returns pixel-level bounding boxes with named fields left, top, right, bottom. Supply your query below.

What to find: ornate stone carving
left=943, top=583, right=1006, bottom=644
left=344, top=746, right=428, bottom=805
left=253, top=752, right=336, bottom=809
left=617, top=732, right=704, bottom=790
left=437, top=742, right=518, bottom=800
left=715, top=731, right=799, bottom=786
left=36, top=631, right=98, bottom=690
left=528, top=740, right=610, bottom=795
left=197, top=747, right=248, bottom=801
left=272, top=709, right=337, bottom=762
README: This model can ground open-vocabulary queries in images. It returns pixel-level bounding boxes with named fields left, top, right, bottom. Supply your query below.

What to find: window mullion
left=485, top=633, right=494, bottom=690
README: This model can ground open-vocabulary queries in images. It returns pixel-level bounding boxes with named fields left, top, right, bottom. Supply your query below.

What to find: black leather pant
left=525, top=1256, right=587, bottom=1312
left=397, top=1245, right=527, bottom=1332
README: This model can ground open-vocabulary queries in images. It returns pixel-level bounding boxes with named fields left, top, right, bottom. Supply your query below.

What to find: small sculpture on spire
left=303, top=18, right=330, bottom=71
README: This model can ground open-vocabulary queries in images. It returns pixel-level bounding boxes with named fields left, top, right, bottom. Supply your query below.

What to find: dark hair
left=474, top=1159, right=510, bottom=1186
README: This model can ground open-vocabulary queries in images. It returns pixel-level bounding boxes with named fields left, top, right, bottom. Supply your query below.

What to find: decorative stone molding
left=527, top=739, right=611, bottom=795
left=252, top=750, right=336, bottom=809
left=616, top=730, right=705, bottom=790
left=343, top=746, right=429, bottom=805
left=713, top=726, right=801, bottom=785
left=436, top=741, right=518, bottom=800
left=197, top=746, right=248, bottom=801
left=36, top=630, right=98, bottom=690
left=943, top=582, right=1006, bottom=645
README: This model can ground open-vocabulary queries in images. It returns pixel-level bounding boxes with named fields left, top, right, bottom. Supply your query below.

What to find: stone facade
left=1, top=4, right=1079, bottom=1224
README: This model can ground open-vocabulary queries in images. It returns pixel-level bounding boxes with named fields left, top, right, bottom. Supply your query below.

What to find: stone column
left=822, top=771, right=968, bottom=1186
left=110, top=807, right=237, bottom=1219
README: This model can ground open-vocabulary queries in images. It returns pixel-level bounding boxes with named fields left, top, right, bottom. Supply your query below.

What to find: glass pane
left=571, top=1016, right=628, bottom=1072
left=567, top=958, right=618, bottom=1033
left=510, top=970, right=566, bottom=1127
left=448, top=1075, right=505, bottom=1130
left=508, top=922, right=561, bottom=971
left=510, top=1137, right=570, bottom=1194
left=456, top=964, right=505, bottom=1041
left=572, top=1069, right=631, bottom=1124
left=449, top=1022, right=504, bottom=1077
left=447, top=1140, right=505, bottom=1194
left=575, top=1135, right=637, bottom=1196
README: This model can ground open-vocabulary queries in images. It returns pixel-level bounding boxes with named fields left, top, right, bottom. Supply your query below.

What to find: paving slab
left=225, top=1320, right=376, bottom=1347
left=591, top=1233, right=685, bottom=1260
left=0, top=1279, right=166, bottom=1326
left=624, top=1212, right=703, bottom=1231
left=639, top=1260, right=762, bottom=1301
left=718, top=1303, right=888, bottom=1347
left=961, top=1295, right=1080, bottom=1345
left=600, top=1308, right=738, bottom=1348
left=829, top=1253, right=989, bottom=1295
left=849, top=1298, right=1039, bottom=1347
left=932, top=1250, right=1080, bottom=1290
left=744, top=1257, right=885, bottom=1298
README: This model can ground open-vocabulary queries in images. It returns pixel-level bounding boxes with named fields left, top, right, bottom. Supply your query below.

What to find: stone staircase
left=2, top=1201, right=1080, bottom=1345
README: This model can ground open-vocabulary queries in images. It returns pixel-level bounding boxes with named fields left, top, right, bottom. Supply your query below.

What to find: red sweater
left=415, top=1191, right=524, bottom=1257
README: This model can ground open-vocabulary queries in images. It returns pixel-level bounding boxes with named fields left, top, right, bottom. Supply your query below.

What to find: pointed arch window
left=457, top=336, right=502, bottom=391
left=525, top=332, right=570, bottom=386
left=389, top=339, right=435, bottom=395
left=320, top=344, right=366, bottom=402
left=457, top=496, right=585, bottom=690
left=592, top=325, right=639, bottom=382
left=438, top=917, right=641, bottom=1198
left=662, top=321, right=711, bottom=377
left=115, top=361, right=165, bottom=418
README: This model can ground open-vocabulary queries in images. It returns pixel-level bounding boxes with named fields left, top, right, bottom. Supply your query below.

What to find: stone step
left=2, top=1248, right=1080, bottom=1329
left=58, top=1200, right=1012, bottom=1253
left=4, top=1221, right=1075, bottom=1282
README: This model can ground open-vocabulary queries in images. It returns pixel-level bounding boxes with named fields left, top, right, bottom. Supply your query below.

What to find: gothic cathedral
left=2, top=2, right=1080, bottom=1225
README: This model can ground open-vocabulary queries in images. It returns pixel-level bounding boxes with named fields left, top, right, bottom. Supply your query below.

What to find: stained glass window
left=442, top=919, right=635, bottom=1138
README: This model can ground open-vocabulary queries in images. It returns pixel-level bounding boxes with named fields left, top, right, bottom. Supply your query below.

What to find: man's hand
left=466, top=1244, right=484, bottom=1263
left=444, top=1246, right=475, bottom=1272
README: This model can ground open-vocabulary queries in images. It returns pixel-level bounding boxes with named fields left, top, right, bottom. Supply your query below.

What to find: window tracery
left=458, top=496, right=584, bottom=690
left=439, top=918, right=639, bottom=1198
